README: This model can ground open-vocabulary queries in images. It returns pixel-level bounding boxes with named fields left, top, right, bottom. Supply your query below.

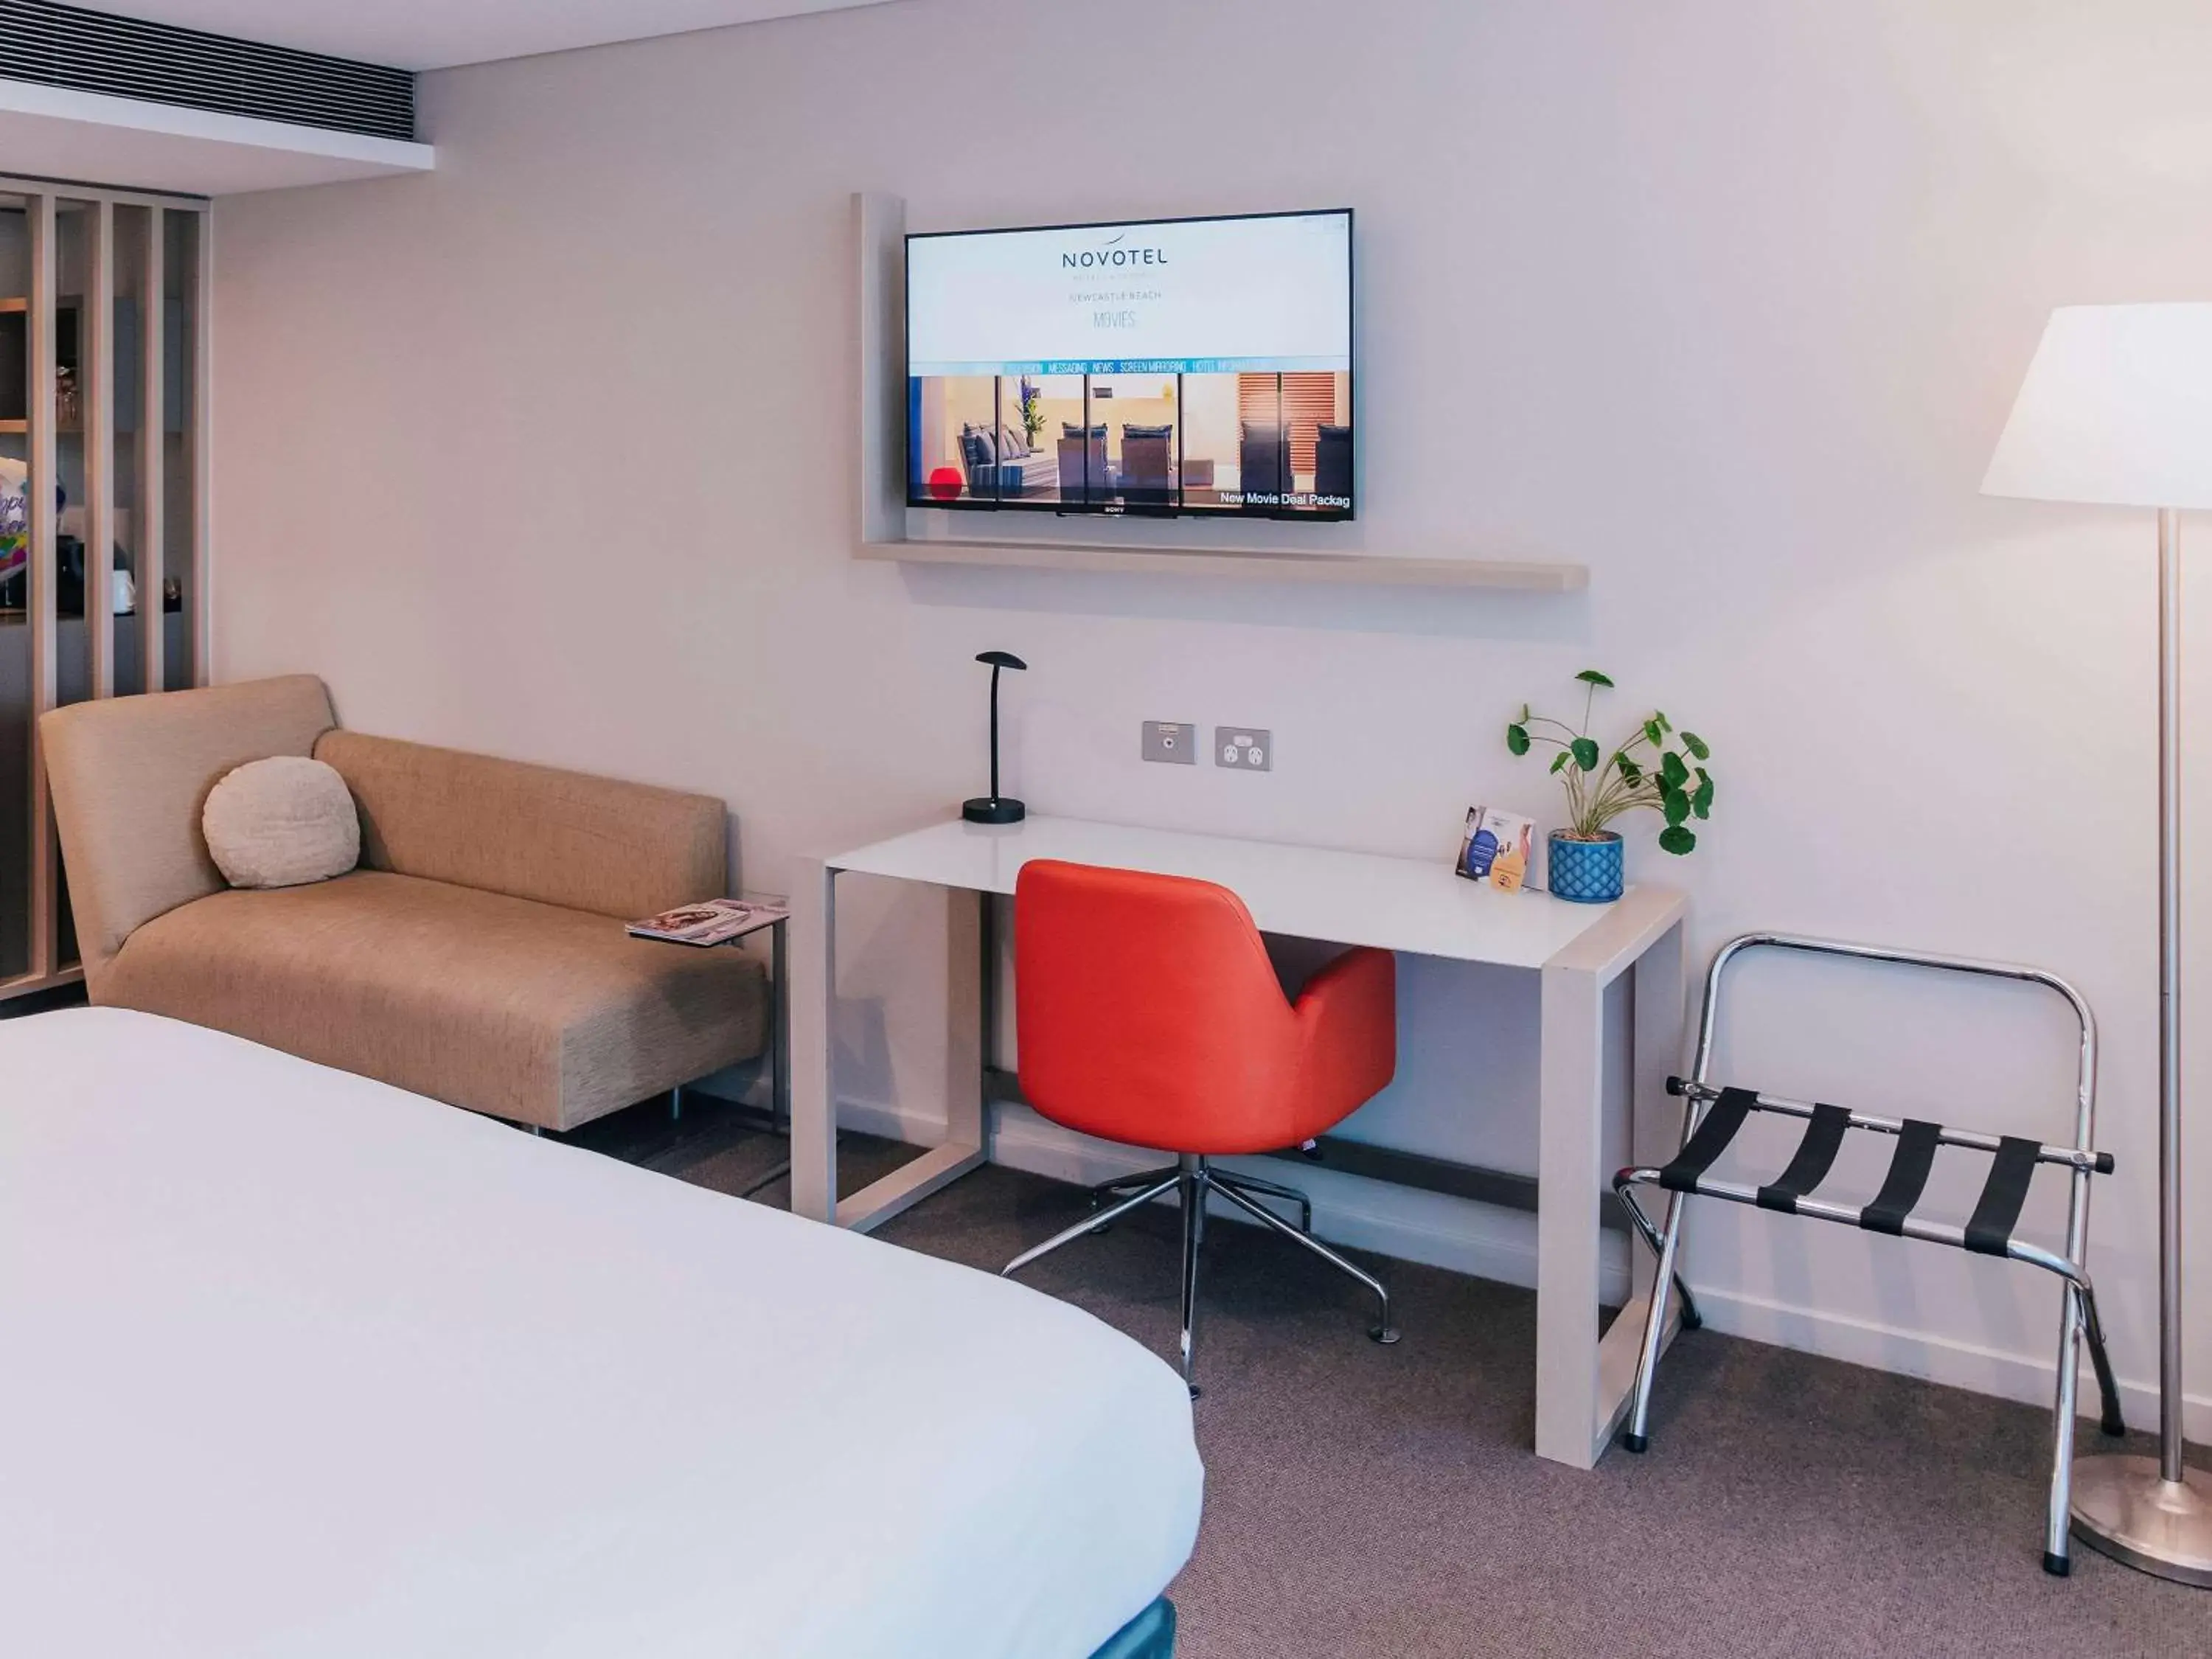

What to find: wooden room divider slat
left=0, top=174, right=210, bottom=1003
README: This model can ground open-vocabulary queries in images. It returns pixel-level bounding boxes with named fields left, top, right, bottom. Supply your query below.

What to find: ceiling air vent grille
left=0, top=0, right=414, bottom=142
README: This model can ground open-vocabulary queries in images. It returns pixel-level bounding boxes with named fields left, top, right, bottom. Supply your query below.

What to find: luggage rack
left=1612, top=933, right=2126, bottom=1576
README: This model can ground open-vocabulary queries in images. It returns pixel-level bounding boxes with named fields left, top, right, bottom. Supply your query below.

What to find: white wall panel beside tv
left=852, top=192, right=1587, bottom=591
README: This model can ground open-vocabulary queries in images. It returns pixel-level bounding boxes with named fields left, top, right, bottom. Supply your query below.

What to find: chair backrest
left=1057, top=431, right=1108, bottom=501
left=41, top=675, right=337, bottom=986
left=1121, top=426, right=1172, bottom=488
left=315, top=730, right=726, bottom=921
left=1015, top=859, right=1301, bottom=1151
left=1314, top=423, right=1353, bottom=499
left=959, top=425, right=993, bottom=485
left=1239, top=422, right=1287, bottom=498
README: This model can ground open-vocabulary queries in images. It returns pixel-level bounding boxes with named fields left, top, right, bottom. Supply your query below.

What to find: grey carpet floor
left=577, top=1096, right=2210, bottom=1659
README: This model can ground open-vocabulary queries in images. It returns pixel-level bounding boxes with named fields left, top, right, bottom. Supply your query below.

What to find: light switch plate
left=1214, top=726, right=1273, bottom=771
left=1142, top=720, right=1198, bottom=764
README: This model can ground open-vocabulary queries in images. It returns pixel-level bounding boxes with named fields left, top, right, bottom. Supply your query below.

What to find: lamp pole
left=2158, top=506, right=2184, bottom=1492
left=2070, top=506, right=2211, bottom=1585
left=989, top=658, right=1005, bottom=804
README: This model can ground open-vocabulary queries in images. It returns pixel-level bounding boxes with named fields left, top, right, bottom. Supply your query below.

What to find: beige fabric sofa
left=41, top=675, right=765, bottom=1132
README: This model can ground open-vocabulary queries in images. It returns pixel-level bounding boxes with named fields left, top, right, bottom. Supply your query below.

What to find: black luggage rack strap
left=1649, top=1077, right=2114, bottom=1248
left=1614, top=1074, right=2125, bottom=1439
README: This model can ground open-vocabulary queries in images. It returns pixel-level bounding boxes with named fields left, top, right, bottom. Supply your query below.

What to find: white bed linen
left=0, top=1009, right=1203, bottom=1658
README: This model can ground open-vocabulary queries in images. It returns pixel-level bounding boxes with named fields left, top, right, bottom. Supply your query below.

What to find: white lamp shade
left=1983, top=303, right=2212, bottom=509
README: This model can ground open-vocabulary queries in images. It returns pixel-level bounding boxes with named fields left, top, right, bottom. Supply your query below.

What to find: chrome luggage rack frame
left=1612, top=932, right=2126, bottom=1575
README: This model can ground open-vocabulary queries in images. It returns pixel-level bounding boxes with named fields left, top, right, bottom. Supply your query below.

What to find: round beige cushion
left=202, top=756, right=361, bottom=889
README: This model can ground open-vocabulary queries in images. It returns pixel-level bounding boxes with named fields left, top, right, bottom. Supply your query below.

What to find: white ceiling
left=77, top=1, right=898, bottom=72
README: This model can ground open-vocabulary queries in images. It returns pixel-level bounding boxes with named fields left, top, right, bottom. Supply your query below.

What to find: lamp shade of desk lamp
left=1983, top=302, right=2212, bottom=1587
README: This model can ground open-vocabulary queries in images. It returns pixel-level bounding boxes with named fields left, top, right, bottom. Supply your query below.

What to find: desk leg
left=1536, top=916, right=1688, bottom=1468
left=950, top=888, right=987, bottom=1151
left=788, top=859, right=838, bottom=1223
left=771, top=917, right=791, bottom=1132
left=1536, top=953, right=1607, bottom=1467
left=821, top=882, right=991, bottom=1234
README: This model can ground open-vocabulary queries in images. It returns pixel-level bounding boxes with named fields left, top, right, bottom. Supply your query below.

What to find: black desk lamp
left=963, top=650, right=1028, bottom=824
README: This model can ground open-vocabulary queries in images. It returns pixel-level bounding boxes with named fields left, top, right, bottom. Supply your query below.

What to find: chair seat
left=99, top=869, right=765, bottom=1131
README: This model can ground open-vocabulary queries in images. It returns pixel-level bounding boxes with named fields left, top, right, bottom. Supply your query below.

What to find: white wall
left=211, top=0, right=2211, bottom=1439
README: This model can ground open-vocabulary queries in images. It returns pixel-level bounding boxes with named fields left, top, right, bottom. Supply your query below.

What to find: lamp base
left=962, top=796, right=1026, bottom=824
left=2072, top=1455, right=2212, bottom=1587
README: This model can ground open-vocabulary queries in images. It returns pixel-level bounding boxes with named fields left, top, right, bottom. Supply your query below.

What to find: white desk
left=788, top=814, right=1689, bottom=1470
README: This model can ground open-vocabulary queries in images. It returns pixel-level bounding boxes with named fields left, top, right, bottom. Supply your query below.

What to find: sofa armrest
left=42, top=675, right=337, bottom=987
left=314, top=731, right=726, bottom=920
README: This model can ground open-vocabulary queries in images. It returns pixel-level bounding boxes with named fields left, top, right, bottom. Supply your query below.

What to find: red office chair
left=1002, top=859, right=1401, bottom=1391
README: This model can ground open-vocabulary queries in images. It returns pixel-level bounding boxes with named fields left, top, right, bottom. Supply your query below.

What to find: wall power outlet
left=1142, top=720, right=1199, bottom=764
left=1215, top=727, right=1273, bottom=771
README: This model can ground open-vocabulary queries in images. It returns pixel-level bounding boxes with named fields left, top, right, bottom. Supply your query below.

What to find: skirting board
left=1697, top=1287, right=2212, bottom=1449
left=860, top=539, right=1590, bottom=591
left=826, top=1091, right=2211, bottom=1446
left=840, top=1092, right=1630, bottom=1298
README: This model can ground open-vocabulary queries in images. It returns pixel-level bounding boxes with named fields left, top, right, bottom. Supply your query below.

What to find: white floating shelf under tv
left=852, top=192, right=1587, bottom=594
left=859, top=539, right=1587, bottom=591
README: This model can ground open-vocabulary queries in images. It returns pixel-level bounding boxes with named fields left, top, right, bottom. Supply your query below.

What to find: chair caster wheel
left=1370, top=1326, right=1400, bottom=1346
left=1622, top=1432, right=1649, bottom=1454
left=1680, top=1308, right=1703, bottom=1332
left=2042, top=1551, right=2070, bottom=1578
left=1187, top=1383, right=1202, bottom=1400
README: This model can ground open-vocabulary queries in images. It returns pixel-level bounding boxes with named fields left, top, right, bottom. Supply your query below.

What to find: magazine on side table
left=627, top=897, right=788, bottom=947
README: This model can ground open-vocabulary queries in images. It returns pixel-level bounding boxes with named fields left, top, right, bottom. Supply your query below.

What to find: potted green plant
left=1015, top=376, right=1046, bottom=452
left=1505, top=670, right=1714, bottom=902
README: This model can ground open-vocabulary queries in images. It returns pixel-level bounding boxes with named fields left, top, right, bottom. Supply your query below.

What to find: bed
left=1, top=1009, right=1203, bottom=1658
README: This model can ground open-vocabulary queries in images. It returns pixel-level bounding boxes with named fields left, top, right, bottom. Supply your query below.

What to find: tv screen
left=905, top=209, right=1354, bottom=520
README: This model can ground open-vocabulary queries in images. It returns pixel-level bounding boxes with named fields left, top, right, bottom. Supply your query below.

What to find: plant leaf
left=1660, top=751, right=1689, bottom=789
left=1575, top=669, right=1615, bottom=688
left=1615, top=754, right=1643, bottom=782
left=1551, top=751, right=1570, bottom=774
left=1658, top=824, right=1697, bottom=856
left=1506, top=723, right=1531, bottom=756
left=1662, top=787, right=1691, bottom=826
left=1643, top=718, right=1663, bottom=746
left=1680, top=731, right=1710, bottom=760
left=1693, top=777, right=1714, bottom=818
left=1571, top=737, right=1600, bottom=770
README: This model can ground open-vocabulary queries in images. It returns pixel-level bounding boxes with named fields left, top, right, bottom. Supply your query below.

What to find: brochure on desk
left=627, top=898, right=787, bottom=947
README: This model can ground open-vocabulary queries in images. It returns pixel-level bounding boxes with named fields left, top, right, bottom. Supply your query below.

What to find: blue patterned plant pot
left=1548, top=831, right=1624, bottom=903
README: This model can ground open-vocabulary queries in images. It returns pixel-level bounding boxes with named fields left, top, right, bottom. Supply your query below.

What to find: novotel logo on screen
left=1062, top=232, right=1169, bottom=269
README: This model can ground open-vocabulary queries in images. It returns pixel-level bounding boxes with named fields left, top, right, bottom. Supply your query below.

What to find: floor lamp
left=1983, top=302, right=2211, bottom=1585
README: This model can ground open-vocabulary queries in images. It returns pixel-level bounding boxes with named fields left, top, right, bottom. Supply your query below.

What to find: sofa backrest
left=41, top=675, right=338, bottom=986
left=313, top=731, right=726, bottom=922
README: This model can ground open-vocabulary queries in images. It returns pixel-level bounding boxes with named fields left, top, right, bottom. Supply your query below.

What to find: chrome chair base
left=1089, top=1164, right=1315, bottom=1236
left=1004, top=1152, right=1397, bottom=1393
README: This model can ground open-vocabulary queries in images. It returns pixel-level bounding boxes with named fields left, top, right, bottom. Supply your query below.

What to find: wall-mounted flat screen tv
left=906, top=209, right=1354, bottom=520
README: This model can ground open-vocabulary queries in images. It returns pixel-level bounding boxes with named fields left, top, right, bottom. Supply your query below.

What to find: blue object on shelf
left=1548, top=831, right=1623, bottom=903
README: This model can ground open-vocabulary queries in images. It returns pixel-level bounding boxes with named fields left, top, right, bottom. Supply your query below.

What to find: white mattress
left=0, top=1009, right=1203, bottom=1658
